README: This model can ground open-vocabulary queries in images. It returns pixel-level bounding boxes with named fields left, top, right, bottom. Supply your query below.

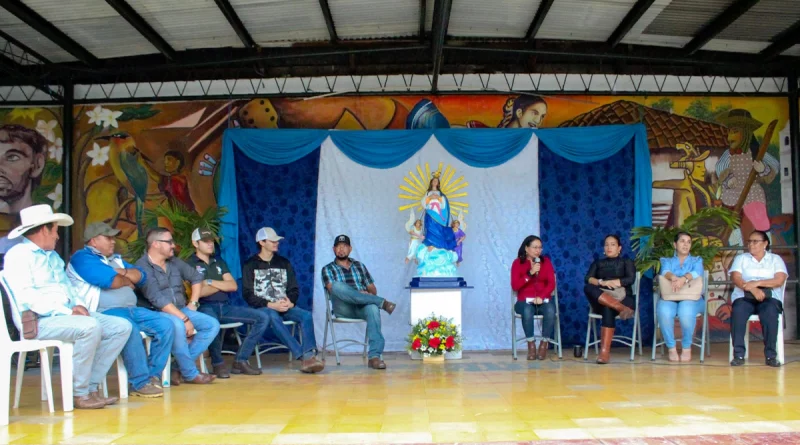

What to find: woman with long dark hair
left=511, top=235, right=556, bottom=360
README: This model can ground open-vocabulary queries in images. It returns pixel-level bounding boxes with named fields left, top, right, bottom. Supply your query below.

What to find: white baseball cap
left=256, top=227, right=284, bottom=242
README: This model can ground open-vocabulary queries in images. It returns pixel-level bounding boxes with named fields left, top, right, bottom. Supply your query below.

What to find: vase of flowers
left=407, top=314, right=462, bottom=362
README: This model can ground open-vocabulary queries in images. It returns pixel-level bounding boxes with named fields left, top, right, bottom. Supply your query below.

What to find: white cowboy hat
left=8, top=204, right=73, bottom=239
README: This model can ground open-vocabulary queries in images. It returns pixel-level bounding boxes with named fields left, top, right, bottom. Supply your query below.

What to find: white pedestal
left=408, top=287, right=464, bottom=360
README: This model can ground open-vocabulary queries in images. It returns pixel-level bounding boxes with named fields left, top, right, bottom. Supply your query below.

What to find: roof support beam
left=607, top=0, right=655, bottom=48
left=419, top=0, right=426, bottom=42
left=430, top=0, right=452, bottom=92
left=683, top=0, right=760, bottom=55
left=0, top=0, right=99, bottom=66
left=525, top=0, right=554, bottom=41
left=0, top=28, right=50, bottom=64
left=318, top=0, right=338, bottom=43
left=213, top=0, right=256, bottom=49
left=105, top=0, right=178, bottom=61
left=761, top=19, right=800, bottom=60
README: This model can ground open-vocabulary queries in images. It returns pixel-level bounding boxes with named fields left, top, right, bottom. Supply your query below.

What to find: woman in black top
left=583, top=234, right=637, bottom=364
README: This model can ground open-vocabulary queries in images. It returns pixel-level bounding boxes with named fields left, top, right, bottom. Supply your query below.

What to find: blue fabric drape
left=434, top=128, right=534, bottom=167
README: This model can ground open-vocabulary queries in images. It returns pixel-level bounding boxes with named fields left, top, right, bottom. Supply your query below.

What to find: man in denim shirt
left=135, top=227, right=219, bottom=384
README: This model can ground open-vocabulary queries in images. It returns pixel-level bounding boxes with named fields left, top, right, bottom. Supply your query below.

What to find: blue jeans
left=259, top=306, right=317, bottom=360
left=328, top=282, right=385, bottom=359
left=158, top=308, right=220, bottom=380
left=514, top=299, right=556, bottom=341
left=657, top=298, right=705, bottom=349
left=102, top=307, right=174, bottom=390
left=198, top=302, right=269, bottom=366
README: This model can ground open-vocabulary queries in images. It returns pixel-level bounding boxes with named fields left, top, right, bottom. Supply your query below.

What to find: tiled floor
left=4, top=343, right=800, bottom=444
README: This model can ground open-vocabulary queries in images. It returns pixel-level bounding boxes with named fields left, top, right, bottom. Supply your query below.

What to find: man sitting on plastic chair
left=729, top=230, right=788, bottom=368
left=322, top=235, right=397, bottom=370
left=188, top=227, right=267, bottom=378
left=242, top=227, right=324, bottom=374
left=67, top=222, right=168, bottom=398
left=4, top=205, right=131, bottom=409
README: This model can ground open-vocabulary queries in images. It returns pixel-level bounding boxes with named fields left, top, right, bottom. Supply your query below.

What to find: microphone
left=533, top=257, right=541, bottom=275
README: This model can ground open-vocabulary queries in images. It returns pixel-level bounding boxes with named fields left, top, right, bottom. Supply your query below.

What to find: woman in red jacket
left=511, top=235, right=556, bottom=360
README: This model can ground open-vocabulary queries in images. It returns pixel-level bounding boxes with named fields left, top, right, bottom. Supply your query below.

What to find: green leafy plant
left=407, top=314, right=463, bottom=356
left=630, top=207, right=740, bottom=274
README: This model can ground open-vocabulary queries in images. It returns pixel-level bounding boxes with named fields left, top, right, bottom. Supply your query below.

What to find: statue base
left=406, top=282, right=472, bottom=361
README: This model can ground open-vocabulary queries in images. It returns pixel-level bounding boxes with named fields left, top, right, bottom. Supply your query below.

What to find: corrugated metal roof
left=537, top=0, right=638, bottom=42
left=127, top=0, right=243, bottom=50
left=0, top=8, right=77, bottom=63
left=21, top=0, right=158, bottom=59
left=447, top=0, right=540, bottom=38
left=701, top=38, right=769, bottom=53
left=716, top=0, right=800, bottom=41
left=644, top=0, right=735, bottom=38
left=228, top=0, right=329, bottom=43
left=330, top=0, right=418, bottom=40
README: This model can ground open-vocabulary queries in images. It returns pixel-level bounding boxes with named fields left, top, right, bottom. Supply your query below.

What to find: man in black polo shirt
left=188, top=228, right=267, bottom=377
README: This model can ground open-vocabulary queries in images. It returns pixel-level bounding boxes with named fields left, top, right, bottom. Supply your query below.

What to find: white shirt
left=728, top=251, right=788, bottom=302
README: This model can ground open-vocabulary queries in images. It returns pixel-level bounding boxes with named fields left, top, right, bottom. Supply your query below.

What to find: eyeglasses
left=747, top=239, right=766, bottom=245
left=156, top=239, right=175, bottom=245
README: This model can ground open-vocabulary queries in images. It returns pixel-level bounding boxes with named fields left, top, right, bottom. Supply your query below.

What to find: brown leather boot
left=74, top=395, right=106, bottom=410
left=537, top=340, right=549, bottom=360
left=89, top=391, right=118, bottom=406
left=300, top=357, right=325, bottom=373
left=526, top=341, right=536, bottom=360
left=596, top=327, right=614, bottom=364
left=597, top=293, right=634, bottom=320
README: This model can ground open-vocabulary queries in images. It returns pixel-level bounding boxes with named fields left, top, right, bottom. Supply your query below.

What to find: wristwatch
left=206, top=279, right=213, bottom=285
left=189, top=300, right=200, bottom=308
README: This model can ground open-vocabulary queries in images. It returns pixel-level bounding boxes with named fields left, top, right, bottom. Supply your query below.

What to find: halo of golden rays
left=398, top=162, right=469, bottom=218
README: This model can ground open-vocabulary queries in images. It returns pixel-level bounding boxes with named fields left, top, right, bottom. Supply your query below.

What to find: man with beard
left=0, top=125, right=47, bottom=214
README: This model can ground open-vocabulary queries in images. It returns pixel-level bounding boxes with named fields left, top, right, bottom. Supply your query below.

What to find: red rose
left=445, top=336, right=455, bottom=349
left=412, top=338, right=422, bottom=350
left=427, top=321, right=441, bottom=329
left=429, top=337, right=441, bottom=349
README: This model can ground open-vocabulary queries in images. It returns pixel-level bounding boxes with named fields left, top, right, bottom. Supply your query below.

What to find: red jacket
left=511, top=256, right=556, bottom=301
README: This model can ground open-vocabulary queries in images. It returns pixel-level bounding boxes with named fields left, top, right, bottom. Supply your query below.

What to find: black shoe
left=766, top=357, right=781, bottom=367
left=730, top=357, right=745, bottom=366
left=232, top=360, right=262, bottom=375
left=212, top=364, right=231, bottom=379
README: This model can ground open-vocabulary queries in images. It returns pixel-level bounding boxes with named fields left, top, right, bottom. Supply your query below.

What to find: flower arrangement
left=407, top=314, right=462, bottom=356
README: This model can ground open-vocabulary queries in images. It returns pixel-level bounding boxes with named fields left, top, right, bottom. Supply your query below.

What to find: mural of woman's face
left=727, top=127, right=745, bottom=151
left=515, top=102, right=548, bottom=128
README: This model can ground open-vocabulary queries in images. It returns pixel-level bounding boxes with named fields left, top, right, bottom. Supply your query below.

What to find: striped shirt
left=321, top=258, right=374, bottom=292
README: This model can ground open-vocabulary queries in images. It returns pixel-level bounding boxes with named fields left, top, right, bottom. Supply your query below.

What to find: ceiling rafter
left=683, top=0, right=761, bottom=55
left=430, top=0, right=452, bottom=92
left=104, top=0, right=178, bottom=61
left=760, top=19, right=800, bottom=60
left=0, top=28, right=50, bottom=64
left=607, top=0, right=656, bottom=48
left=213, top=0, right=257, bottom=49
left=318, top=0, right=338, bottom=43
left=525, top=0, right=554, bottom=41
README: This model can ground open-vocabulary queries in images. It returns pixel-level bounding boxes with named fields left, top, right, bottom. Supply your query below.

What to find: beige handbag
left=658, top=275, right=703, bottom=301
left=604, top=287, right=627, bottom=301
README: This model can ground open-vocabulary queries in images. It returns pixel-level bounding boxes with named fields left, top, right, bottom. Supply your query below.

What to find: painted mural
left=0, top=107, right=64, bottom=234
left=67, top=95, right=794, bottom=340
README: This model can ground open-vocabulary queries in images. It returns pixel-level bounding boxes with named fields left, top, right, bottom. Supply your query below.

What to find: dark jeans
left=731, top=297, right=783, bottom=360
left=514, top=299, right=556, bottom=341
left=584, top=284, right=634, bottom=328
left=259, top=306, right=317, bottom=360
left=198, top=302, right=270, bottom=366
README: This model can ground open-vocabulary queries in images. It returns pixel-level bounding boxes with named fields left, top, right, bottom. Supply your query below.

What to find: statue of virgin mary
left=421, top=173, right=458, bottom=251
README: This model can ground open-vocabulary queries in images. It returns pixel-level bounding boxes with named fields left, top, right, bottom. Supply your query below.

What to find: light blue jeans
left=158, top=308, right=220, bottom=380
left=329, top=282, right=385, bottom=359
left=657, top=298, right=705, bottom=349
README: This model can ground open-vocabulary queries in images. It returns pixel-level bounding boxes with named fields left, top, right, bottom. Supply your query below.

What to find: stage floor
left=5, top=343, right=800, bottom=445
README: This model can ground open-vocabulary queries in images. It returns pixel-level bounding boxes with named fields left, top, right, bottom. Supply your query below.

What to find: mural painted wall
left=70, top=95, right=796, bottom=340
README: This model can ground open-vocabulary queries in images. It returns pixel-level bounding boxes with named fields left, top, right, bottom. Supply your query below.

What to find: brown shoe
left=526, top=341, right=536, bottom=361
left=89, top=391, right=118, bottom=406
left=212, top=364, right=231, bottom=379
left=170, top=369, right=181, bottom=386
left=183, top=373, right=216, bottom=384
left=300, top=357, right=325, bottom=374
left=74, top=395, right=106, bottom=410
left=232, top=361, right=262, bottom=375
left=149, top=376, right=163, bottom=388
left=368, top=357, right=386, bottom=370
left=596, top=327, right=614, bottom=364
left=381, top=300, right=396, bottom=315
left=597, top=293, right=634, bottom=320
left=131, top=383, right=163, bottom=398
left=537, top=341, right=549, bottom=360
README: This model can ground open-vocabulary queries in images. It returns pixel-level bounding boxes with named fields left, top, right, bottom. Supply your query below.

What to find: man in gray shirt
left=135, top=227, right=218, bottom=384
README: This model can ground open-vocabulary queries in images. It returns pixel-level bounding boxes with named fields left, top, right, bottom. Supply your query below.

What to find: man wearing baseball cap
left=187, top=227, right=268, bottom=377
left=67, top=222, right=171, bottom=397
left=242, top=227, right=324, bottom=373
left=322, top=234, right=396, bottom=370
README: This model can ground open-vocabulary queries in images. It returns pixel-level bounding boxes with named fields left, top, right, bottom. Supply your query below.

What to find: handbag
left=604, top=287, right=627, bottom=301
left=21, top=310, right=39, bottom=340
left=658, top=275, right=703, bottom=301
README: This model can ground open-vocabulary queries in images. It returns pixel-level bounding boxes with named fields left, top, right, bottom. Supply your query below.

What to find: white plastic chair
left=651, top=271, right=711, bottom=362
left=254, top=321, right=299, bottom=368
left=320, top=289, right=368, bottom=365
left=0, top=272, right=74, bottom=425
left=199, top=322, right=243, bottom=373
left=511, top=273, right=563, bottom=359
left=584, top=272, right=643, bottom=362
left=101, top=331, right=170, bottom=398
left=728, top=281, right=788, bottom=365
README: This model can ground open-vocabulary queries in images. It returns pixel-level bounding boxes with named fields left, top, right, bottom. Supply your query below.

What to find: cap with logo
left=333, top=234, right=350, bottom=246
left=191, top=228, right=218, bottom=242
left=83, top=222, right=121, bottom=243
left=256, top=227, right=284, bottom=242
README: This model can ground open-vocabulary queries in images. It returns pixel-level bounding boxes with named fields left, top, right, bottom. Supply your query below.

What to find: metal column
left=61, top=81, right=73, bottom=256
left=788, top=73, right=800, bottom=338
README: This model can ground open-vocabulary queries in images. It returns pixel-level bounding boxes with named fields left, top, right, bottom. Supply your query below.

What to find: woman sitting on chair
left=511, top=235, right=556, bottom=360
left=730, top=230, right=787, bottom=368
left=584, top=234, right=636, bottom=364
left=657, top=231, right=705, bottom=363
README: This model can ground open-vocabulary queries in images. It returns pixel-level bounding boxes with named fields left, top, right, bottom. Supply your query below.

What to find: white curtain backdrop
left=312, top=134, right=540, bottom=351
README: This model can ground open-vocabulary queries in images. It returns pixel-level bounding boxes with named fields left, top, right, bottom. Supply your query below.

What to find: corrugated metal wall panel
left=716, top=0, right=800, bottom=41
left=128, top=0, right=243, bottom=50
left=447, top=0, right=540, bottom=38
left=330, top=0, right=418, bottom=39
left=228, top=0, right=329, bottom=43
left=644, top=0, right=734, bottom=38
left=0, top=8, right=77, bottom=62
left=537, top=0, right=638, bottom=42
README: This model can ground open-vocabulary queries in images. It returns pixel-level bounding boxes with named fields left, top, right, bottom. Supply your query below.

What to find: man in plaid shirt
left=322, top=235, right=397, bottom=369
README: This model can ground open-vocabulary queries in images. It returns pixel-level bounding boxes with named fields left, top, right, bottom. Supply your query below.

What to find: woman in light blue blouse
left=657, top=231, right=705, bottom=362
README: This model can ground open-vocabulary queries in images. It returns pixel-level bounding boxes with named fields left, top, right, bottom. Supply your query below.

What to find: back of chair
left=0, top=271, right=22, bottom=331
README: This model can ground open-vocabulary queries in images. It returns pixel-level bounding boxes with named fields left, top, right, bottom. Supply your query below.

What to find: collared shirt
left=3, top=238, right=82, bottom=317
left=660, top=254, right=704, bottom=280
left=729, top=251, right=788, bottom=302
left=186, top=254, right=231, bottom=303
left=321, top=258, right=374, bottom=292
left=67, top=245, right=147, bottom=312
left=135, top=254, right=203, bottom=309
